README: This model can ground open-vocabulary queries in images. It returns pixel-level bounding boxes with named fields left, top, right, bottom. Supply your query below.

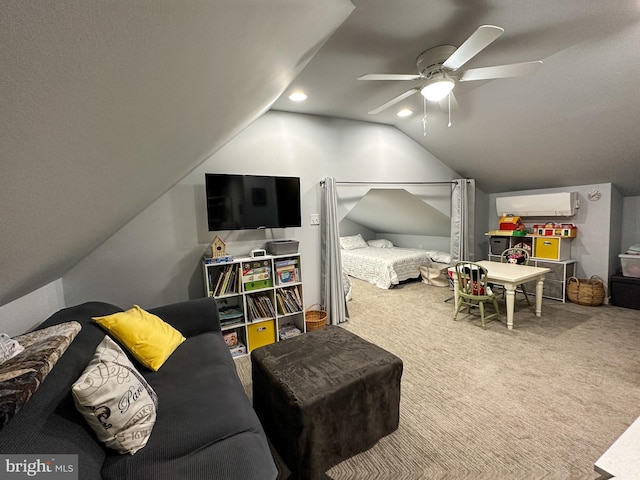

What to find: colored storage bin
left=533, top=237, right=571, bottom=261
left=266, top=240, right=299, bottom=255
left=490, top=237, right=510, bottom=255
left=247, top=320, right=276, bottom=351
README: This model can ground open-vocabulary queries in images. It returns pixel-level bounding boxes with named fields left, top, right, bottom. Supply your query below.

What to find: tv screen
left=205, top=174, right=301, bottom=231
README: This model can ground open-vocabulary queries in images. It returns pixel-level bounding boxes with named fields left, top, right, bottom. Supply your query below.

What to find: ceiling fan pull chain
left=448, top=93, right=452, bottom=127
left=422, top=97, right=428, bottom=136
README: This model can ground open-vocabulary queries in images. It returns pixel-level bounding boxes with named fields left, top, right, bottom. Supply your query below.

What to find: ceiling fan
left=359, top=25, right=542, bottom=115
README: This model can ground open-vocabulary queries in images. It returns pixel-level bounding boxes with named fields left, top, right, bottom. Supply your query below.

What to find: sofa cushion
left=73, top=335, right=158, bottom=455
left=0, top=321, right=81, bottom=429
left=93, top=305, right=185, bottom=371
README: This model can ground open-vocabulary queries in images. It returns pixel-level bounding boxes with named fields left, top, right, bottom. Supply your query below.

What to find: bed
left=339, top=235, right=450, bottom=289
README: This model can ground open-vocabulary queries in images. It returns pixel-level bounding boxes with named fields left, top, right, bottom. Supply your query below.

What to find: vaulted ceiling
left=273, top=0, right=640, bottom=196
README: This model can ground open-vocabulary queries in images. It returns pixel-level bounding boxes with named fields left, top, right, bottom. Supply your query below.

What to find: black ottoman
left=251, top=325, right=403, bottom=479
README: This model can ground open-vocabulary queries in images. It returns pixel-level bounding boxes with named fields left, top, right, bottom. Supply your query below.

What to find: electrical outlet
left=310, top=214, right=320, bottom=226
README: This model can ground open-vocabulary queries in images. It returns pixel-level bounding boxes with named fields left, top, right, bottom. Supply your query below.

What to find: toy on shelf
left=499, top=215, right=525, bottom=231
left=491, top=215, right=528, bottom=236
left=533, top=223, right=577, bottom=237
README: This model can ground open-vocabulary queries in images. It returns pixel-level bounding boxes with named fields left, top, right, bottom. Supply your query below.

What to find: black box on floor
left=610, top=274, right=640, bottom=310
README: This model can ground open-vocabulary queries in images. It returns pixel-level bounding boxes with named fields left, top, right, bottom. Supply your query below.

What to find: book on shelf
left=276, top=265, right=298, bottom=284
left=242, top=260, right=273, bottom=291
left=247, top=294, right=275, bottom=321
left=242, top=267, right=270, bottom=283
left=275, top=285, right=303, bottom=314
left=274, top=258, right=298, bottom=267
left=219, top=305, right=243, bottom=318
left=279, top=323, right=302, bottom=340
left=218, top=305, right=243, bottom=327
left=212, top=264, right=241, bottom=297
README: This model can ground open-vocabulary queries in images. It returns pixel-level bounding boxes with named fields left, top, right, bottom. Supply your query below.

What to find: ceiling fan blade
left=459, top=61, right=543, bottom=81
left=358, top=73, right=422, bottom=81
left=442, top=25, right=504, bottom=71
left=438, top=91, right=458, bottom=112
left=368, top=87, right=420, bottom=114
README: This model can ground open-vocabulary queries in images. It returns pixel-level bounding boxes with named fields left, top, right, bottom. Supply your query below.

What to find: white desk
left=451, top=261, right=550, bottom=329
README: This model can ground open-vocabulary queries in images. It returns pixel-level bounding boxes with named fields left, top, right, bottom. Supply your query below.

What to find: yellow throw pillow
left=93, top=305, right=185, bottom=371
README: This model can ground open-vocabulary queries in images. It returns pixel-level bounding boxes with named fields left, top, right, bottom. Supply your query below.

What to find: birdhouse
left=211, top=236, right=227, bottom=258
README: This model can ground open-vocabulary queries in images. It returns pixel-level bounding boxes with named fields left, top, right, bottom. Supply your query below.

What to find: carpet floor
left=235, top=277, right=640, bottom=479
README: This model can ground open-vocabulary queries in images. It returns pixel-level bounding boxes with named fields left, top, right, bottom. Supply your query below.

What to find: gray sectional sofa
left=0, top=297, right=277, bottom=479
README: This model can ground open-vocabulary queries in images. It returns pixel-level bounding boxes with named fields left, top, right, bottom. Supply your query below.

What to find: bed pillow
left=93, top=305, right=185, bottom=371
left=368, top=239, right=394, bottom=248
left=340, top=234, right=368, bottom=250
left=72, top=335, right=158, bottom=455
left=426, top=251, right=451, bottom=264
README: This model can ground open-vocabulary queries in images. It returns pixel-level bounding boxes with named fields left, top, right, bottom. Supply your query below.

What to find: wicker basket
left=305, top=304, right=327, bottom=331
left=567, top=276, right=605, bottom=306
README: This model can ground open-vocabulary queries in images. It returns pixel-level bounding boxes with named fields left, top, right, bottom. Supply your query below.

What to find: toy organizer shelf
left=203, top=253, right=305, bottom=358
left=487, top=234, right=576, bottom=302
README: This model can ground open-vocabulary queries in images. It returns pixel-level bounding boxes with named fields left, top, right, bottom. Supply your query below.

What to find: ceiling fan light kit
left=420, top=73, right=455, bottom=102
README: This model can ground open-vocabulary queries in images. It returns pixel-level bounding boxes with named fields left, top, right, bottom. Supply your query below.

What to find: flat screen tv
left=205, top=173, right=301, bottom=231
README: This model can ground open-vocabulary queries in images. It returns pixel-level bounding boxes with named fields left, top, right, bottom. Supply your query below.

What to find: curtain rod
left=320, top=180, right=460, bottom=186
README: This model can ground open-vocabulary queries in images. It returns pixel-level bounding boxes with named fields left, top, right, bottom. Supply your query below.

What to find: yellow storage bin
left=534, top=237, right=571, bottom=261
left=247, top=320, right=276, bottom=351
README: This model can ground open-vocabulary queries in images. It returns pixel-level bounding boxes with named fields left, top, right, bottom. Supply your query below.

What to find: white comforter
left=341, top=246, right=433, bottom=289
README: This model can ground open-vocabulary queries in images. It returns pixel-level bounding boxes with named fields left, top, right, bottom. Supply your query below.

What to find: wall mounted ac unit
left=496, top=192, right=579, bottom=217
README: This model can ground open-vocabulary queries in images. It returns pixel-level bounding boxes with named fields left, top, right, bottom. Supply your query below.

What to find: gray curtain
left=320, top=177, right=349, bottom=325
left=450, top=179, right=475, bottom=263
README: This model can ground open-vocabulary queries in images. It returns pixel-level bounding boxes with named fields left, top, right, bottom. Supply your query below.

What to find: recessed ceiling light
left=397, top=108, right=413, bottom=118
left=288, top=91, right=308, bottom=102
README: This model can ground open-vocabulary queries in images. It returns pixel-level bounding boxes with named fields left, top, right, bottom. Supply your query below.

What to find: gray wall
left=610, top=186, right=624, bottom=275
left=61, top=111, right=460, bottom=318
left=0, top=280, right=65, bottom=337
left=621, top=196, right=640, bottom=253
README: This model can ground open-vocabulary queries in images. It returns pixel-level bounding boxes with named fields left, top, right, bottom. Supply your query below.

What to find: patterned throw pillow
left=93, top=305, right=185, bottom=371
left=72, top=335, right=158, bottom=455
left=0, top=322, right=81, bottom=429
left=367, top=239, right=394, bottom=248
left=339, top=234, right=368, bottom=250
